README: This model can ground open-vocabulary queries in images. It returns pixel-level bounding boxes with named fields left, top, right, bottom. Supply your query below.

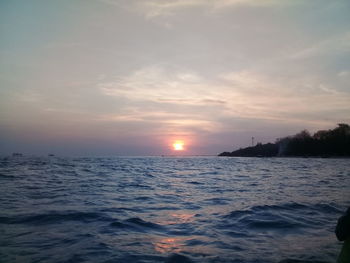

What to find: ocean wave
left=110, top=217, right=165, bottom=232
left=279, top=260, right=329, bottom=263
left=0, top=172, right=15, bottom=179
left=0, top=211, right=112, bottom=225
left=221, top=202, right=343, bottom=234
left=225, top=202, right=341, bottom=219
left=165, top=253, right=194, bottom=263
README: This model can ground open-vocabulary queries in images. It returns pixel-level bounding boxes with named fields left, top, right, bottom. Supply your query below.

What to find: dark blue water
left=0, top=156, right=349, bottom=263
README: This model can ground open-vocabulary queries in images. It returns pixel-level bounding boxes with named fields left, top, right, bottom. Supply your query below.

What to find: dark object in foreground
left=336, top=208, right=350, bottom=263
left=336, top=208, right=350, bottom=241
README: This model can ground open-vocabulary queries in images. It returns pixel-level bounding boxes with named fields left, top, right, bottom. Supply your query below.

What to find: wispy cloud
left=142, top=0, right=285, bottom=18
left=98, top=66, right=350, bottom=133
left=289, top=31, right=350, bottom=60
left=98, top=66, right=225, bottom=133
left=219, top=70, right=350, bottom=118
left=99, top=66, right=216, bottom=105
left=97, top=0, right=284, bottom=19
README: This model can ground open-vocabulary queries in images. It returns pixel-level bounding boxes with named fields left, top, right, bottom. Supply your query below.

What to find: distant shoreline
left=218, top=123, right=350, bottom=158
left=219, top=155, right=350, bottom=159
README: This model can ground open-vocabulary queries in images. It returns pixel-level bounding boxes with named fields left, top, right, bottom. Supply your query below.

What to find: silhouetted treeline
left=219, top=123, right=350, bottom=157
left=219, top=143, right=278, bottom=157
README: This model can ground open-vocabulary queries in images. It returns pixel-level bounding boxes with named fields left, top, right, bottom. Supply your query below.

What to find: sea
left=0, top=156, right=349, bottom=263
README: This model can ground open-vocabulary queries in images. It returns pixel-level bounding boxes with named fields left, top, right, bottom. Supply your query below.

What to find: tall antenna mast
left=252, top=137, right=254, bottom=147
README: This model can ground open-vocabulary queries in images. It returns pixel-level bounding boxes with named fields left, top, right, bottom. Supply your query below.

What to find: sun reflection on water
left=153, top=213, right=195, bottom=253
left=154, top=236, right=191, bottom=253
left=155, top=212, right=197, bottom=225
left=170, top=213, right=196, bottom=223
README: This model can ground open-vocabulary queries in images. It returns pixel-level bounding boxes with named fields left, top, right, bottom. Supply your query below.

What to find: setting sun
left=172, top=141, right=185, bottom=151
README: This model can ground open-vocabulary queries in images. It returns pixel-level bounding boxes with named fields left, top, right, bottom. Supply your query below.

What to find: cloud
left=142, top=0, right=283, bottom=17
left=288, top=32, right=350, bottom=60
left=96, top=0, right=283, bottom=19
left=98, top=66, right=226, bottom=134
left=99, top=66, right=217, bottom=106
left=143, top=0, right=286, bottom=18
left=98, top=65, right=350, bottom=137
left=219, top=70, right=350, bottom=119
left=338, top=71, right=350, bottom=78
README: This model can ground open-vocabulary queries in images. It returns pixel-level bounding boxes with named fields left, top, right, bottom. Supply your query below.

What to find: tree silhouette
left=219, top=124, right=350, bottom=157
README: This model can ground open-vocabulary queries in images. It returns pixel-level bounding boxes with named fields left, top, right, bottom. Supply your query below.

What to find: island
left=219, top=123, right=350, bottom=157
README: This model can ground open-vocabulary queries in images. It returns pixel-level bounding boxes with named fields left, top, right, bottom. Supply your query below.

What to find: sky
left=1, top=0, right=350, bottom=156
